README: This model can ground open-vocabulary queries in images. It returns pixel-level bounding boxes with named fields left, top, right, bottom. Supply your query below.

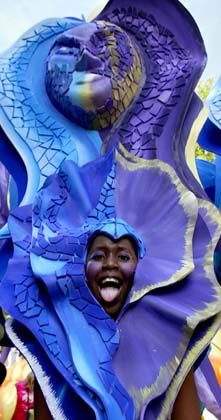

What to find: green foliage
left=195, top=144, right=215, bottom=162
left=195, top=78, right=215, bottom=162
left=196, top=77, right=214, bottom=101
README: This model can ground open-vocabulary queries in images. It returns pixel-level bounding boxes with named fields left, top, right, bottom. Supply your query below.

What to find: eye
left=90, top=251, right=105, bottom=261
left=118, top=253, right=130, bottom=262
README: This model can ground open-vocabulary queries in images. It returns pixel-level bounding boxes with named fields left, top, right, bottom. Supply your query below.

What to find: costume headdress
left=0, top=0, right=208, bottom=233
left=0, top=1, right=221, bottom=419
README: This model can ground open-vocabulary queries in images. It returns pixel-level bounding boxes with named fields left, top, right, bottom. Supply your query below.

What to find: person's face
left=85, top=235, right=138, bottom=319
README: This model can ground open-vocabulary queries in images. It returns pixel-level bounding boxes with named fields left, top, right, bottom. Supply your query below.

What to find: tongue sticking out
left=100, top=287, right=120, bottom=303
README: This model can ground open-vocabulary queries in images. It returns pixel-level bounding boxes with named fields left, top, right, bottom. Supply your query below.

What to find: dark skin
left=85, top=235, right=138, bottom=319
left=171, top=368, right=201, bottom=420
left=35, top=235, right=201, bottom=419
left=34, top=381, right=52, bottom=420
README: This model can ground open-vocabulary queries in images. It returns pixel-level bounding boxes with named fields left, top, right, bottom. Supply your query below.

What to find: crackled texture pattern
left=6, top=158, right=135, bottom=420
left=0, top=1, right=206, bottom=225
left=0, top=20, right=79, bottom=180
left=0, top=1, right=220, bottom=419
left=0, top=17, right=102, bottom=217
left=99, top=7, right=193, bottom=159
left=46, top=20, right=142, bottom=130
left=13, top=256, right=132, bottom=419
left=1, top=147, right=221, bottom=419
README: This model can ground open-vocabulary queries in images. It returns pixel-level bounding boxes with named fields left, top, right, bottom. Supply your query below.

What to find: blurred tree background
left=195, top=77, right=215, bottom=162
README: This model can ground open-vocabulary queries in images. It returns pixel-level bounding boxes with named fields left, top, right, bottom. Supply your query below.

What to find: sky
left=0, top=0, right=220, bottom=81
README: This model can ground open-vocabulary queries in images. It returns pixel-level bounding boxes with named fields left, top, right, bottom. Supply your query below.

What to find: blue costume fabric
left=1, top=147, right=221, bottom=419
left=0, top=0, right=221, bottom=419
left=196, top=75, right=221, bottom=285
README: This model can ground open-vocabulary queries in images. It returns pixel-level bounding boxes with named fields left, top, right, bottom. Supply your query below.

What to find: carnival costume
left=0, top=0, right=221, bottom=419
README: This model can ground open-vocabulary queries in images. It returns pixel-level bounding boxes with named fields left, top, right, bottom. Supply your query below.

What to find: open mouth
left=99, top=277, right=122, bottom=303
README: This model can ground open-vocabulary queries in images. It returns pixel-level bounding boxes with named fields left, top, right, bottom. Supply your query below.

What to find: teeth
left=100, top=278, right=120, bottom=287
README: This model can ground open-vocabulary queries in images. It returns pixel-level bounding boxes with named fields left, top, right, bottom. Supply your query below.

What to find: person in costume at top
left=0, top=0, right=221, bottom=419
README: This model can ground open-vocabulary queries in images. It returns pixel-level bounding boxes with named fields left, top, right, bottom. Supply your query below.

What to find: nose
left=103, top=253, right=118, bottom=269
left=75, top=48, right=103, bottom=72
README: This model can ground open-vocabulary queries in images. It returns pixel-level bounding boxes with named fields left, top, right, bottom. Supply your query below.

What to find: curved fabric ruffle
left=0, top=16, right=102, bottom=234
left=0, top=146, right=221, bottom=419
left=0, top=0, right=207, bottom=240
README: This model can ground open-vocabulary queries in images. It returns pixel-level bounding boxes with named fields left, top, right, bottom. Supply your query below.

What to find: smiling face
left=85, top=234, right=138, bottom=319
